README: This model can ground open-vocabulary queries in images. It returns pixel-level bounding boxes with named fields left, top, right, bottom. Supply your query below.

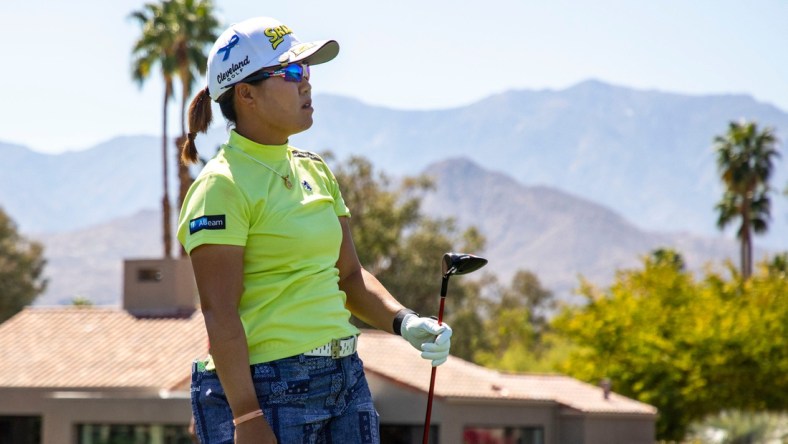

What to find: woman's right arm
left=190, top=244, right=277, bottom=443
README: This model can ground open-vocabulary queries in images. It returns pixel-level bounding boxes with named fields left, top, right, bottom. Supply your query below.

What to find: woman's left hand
left=401, top=315, right=453, bottom=366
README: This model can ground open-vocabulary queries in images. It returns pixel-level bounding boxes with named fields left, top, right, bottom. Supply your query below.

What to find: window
left=137, top=268, right=162, bottom=282
left=463, top=426, right=544, bottom=444
left=380, top=424, right=439, bottom=443
left=77, top=424, right=191, bottom=444
left=0, top=416, right=41, bottom=444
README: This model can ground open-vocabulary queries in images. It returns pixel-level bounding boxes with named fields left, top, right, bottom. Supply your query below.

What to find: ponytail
left=181, top=86, right=213, bottom=165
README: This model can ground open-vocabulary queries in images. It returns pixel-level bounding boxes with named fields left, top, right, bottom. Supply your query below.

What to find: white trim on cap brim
left=300, top=40, right=339, bottom=66
left=263, top=39, right=339, bottom=68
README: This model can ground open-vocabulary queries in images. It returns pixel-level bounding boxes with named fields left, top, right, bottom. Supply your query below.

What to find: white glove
left=400, top=314, right=453, bottom=367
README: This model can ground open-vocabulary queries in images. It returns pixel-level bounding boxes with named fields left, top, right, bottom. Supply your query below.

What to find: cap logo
left=216, top=55, right=250, bottom=86
left=290, top=42, right=316, bottom=57
left=217, top=34, right=240, bottom=61
left=264, top=25, right=293, bottom=50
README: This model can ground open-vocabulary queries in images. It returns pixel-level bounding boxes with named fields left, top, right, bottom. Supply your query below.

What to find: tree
left=506, top=270, right=555, bottom=334
left=70, top=297, right=94, bottom=307
left=331, top=155, right=429, bottom=276
left=472, top=270, right=558, bottom=370
left=686, top=410, right=788, bottom=444
left=331, top=155, right=488, bottom=330
left=130, top=0, right=218, bottom=258
left=130, top=1, right=178, bottom=258
left=552, top=253, right=788, bottom=441
left=650, top=247, right=686, bottom=271
left=714, top=120, right=780, bottom=280
left=168, top=0, right=219, bottom=247
left=766, top=252, right=788, bottom=278
left=330, top=154, right=571, bottom=366
left=0, top=208, right=47, bottom=323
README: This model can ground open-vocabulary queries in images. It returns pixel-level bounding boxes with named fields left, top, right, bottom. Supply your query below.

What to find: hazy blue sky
left=2, top=1, right=786, bottom=153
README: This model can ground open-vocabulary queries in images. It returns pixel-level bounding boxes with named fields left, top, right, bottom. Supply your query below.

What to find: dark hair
left=180, top=86, right=237, bottom=165
left=181, top=75, right=268, bottom=165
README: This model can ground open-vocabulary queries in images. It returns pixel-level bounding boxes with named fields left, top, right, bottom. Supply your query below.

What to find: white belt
left=303, top=335, right=358, bottom=359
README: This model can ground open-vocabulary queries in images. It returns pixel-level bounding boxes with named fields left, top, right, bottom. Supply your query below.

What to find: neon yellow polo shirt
left=177, top=130, right=359, bottom=365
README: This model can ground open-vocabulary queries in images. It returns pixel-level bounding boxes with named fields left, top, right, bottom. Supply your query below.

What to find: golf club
left=423, top=252, right=488, bottom=444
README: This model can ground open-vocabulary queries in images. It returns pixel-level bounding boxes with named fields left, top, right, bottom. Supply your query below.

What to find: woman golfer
left=178, top=17, right=453, bottom=444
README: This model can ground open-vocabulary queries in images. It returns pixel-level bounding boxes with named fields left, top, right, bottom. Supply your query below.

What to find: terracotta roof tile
left=0, top=309, right=655, bottom=415
left=0, top=307, right=207, bottom=390
left=357, top=329, right=656, bottom=415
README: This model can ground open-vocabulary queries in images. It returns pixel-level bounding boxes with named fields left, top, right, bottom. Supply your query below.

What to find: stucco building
left=0, top=259, right=656, bottom=443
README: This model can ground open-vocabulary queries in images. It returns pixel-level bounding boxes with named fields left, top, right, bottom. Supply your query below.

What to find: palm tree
left=130, top=1, right=177, bottom=258
left=168, top=0, right=219, bottom=257
left=714, top=120, right=780, bottom=280
left=130, top=0, right=219, bottom=258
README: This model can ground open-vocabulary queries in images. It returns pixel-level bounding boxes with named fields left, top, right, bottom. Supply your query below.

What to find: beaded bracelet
left=233, top=409, right=264, bottom=426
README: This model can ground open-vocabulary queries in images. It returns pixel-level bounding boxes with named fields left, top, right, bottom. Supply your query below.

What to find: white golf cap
left=207, top=17, right=339, bottom=101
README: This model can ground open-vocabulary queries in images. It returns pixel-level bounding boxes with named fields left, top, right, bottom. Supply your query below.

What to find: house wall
left=556, top=411, right=584, bottom=444
left=440, top=402, right=557, bottom=444
left=0, top=388, right=46, bottom=415
left=0, top=388, right=191, bottom=444
left=366, top=373, right=656, bottom=444
left=367, top=373, right=559, bottom=444
left=1, top=376, right=655, bottom=444
left=556, top=409, right=657, bottom=444
left=581, top=415, right=656, bottom=444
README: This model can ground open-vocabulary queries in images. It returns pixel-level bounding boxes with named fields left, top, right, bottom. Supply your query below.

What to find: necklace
left=228, top=145, right=293, bottom=189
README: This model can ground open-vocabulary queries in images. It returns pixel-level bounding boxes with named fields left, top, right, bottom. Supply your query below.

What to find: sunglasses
left=242, top=63, right=310, bottom=84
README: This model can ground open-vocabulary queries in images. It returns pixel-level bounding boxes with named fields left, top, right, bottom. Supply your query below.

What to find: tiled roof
left=0, top=307, right=207, bottom=390
left=357, top=330, right=657, bottom=415
left=0, top=308, right=655, bottom=415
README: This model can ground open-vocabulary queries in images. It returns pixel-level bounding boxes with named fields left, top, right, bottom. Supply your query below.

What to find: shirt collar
left=227, top=129, right=289, bottom=161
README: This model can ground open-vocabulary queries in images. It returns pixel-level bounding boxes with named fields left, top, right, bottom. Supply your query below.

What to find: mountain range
left=298, top=80, right=788, bottom=248
left=422, top=159, right=744, bottom=300
left=34, top=157, right=745, bottom=306
left=2, top=80, right=786, bottom=305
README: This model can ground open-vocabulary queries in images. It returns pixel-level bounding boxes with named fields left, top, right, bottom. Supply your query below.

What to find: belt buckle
left=330, top=338, right=341, bottom=359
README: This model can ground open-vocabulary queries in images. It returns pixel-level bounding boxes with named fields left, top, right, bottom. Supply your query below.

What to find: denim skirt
left=191, top=352, right=380, bottom=444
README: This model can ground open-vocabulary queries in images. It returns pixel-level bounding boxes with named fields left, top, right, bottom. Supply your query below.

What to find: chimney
left=123, top=258, right=198, bottom=318
left=600, top=378, right=612, bottom=400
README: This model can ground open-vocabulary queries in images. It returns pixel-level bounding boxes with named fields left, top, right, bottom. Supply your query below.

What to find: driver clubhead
left=442, top=252, right=488, bottom=278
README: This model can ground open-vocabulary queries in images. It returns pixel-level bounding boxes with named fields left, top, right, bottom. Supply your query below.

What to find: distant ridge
left=36, top=209, right=161, bottom=306
left=420, top=158, right=743, bottom=299
left=296, top=81, right=787, bottom=250
left=1, top=135, right=163, bottom=234
left=34, top=158, right=745, bottom=306
left=2, top=80, right=787, bottom=304
left=4, top=80, right=786, bottom=247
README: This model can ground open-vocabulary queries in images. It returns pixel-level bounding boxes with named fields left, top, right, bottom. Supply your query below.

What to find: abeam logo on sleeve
left=189, top=215, right=226, bottom=235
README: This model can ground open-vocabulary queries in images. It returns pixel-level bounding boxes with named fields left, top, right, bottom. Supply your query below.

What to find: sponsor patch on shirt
left=189, top=215, right=226, bottom=234
left=292, top=150, right=323, bottom=162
